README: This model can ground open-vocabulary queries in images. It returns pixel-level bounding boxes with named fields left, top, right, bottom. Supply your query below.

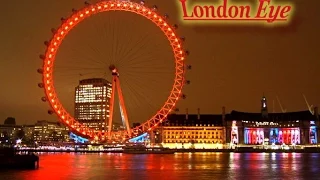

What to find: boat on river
left=123, top=145, right=175, bottom=154
left=0, top=147, right=39, bottom=169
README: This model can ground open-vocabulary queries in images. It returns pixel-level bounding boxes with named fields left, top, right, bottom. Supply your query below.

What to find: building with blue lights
left=225, top=96, right=319, bottom=145
left=159, top=96, right=319, bottom=147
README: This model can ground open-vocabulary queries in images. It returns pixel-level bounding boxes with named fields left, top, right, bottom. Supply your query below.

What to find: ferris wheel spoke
left=120, top=78, right=160, bottom=118
left=124, top=58, right=175, bottom=73
left=55, top=66, right=104, bottom=71
left=125, top=89, right=163, bottom=119
left=123, top=74, right=174, bottom=86
left=63, top=72, right=105, bottom=78
left=61, top=21, right=111, bottom=67
left=121, top=72, right=171, bottom=100
left=121, top=75, right=162, bottom=104
left=124, top=57, right=170, bottom=69
left=122, top=73, right=172, bottom=94
left=121, top=78, right=152, bottom=106
left=124, top=44, right=169, bottom=67
left=115, top=16, right=152, bottom=66
left=113, top=16, right=123, bottom=67
left=81, top=19, right=106, bottom=62
left=125, top=56, right=171, bottom=69
left=54, top=67, right=106, bottom=77
left=122, top=25, right=171, bottom=67
left=86, top=43, right=109, bottom=66
left=117, top=30, right=154, bottom=66
left=110, top=19, right=116, bottom=65
left=106, top=11, right=121, bottom=66
left=106, top=13, right=118, bottom=66
left=113, top=20, right=135, bottom=67
left=89, top=14, right=114, bottom=66
left=61, top=45, right=107, bottom=67
left=113, top=27, right=135, bottom=66
left=119, top=80, right=148, bottom=121
left=54, top=72, right=106, bottom=90
left=123, top=65, right=174, bottom=74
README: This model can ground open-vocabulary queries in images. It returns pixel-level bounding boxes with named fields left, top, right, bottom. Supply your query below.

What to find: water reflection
left=1, top=153, right=320, bottom=180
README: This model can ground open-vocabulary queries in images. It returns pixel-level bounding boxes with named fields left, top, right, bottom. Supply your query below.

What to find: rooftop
left=79, top=78, right=111, bottom=85
left=226, top=110, right=317, bottom=121
left=163, top=114, right=223, bottom=126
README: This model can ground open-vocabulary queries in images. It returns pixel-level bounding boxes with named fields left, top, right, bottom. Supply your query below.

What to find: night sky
left=0, top=0, right=319, bottom=125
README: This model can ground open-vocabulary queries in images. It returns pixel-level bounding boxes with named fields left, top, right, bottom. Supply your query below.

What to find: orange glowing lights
left=40, top=0, right=187, bottom=141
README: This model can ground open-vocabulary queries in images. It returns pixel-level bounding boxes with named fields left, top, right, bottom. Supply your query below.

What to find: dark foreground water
left=1, top=152, right=320, bottom=180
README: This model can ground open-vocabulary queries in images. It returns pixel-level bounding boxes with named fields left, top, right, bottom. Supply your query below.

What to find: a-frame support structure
left=107, top=65, right=131, bottom=140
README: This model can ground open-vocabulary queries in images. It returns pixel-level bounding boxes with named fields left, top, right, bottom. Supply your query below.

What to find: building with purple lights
left=225, top=96, right=319, bottom=146
left=160, top=96, right=319, bottom=147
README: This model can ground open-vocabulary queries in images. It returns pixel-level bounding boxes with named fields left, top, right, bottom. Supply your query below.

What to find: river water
left=1, top=152, right=319, bottom=180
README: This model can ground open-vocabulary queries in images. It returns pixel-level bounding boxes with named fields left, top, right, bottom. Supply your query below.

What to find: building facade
left=1, top=121, right=70, bottom=145
left=156, top=110, right=226, bottom=149
left=74, top=78, right=112, bottom=131
left=33, top=120, right=70, bottom=143
left=225, top=97, right=320, bottom=146
left=0, top=125, right=21, bottom=144
left=23, top=125, right=35, bottom=143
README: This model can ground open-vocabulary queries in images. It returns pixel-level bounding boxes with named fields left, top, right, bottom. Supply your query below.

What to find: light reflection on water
left=1, top=152, right=320, bottom=180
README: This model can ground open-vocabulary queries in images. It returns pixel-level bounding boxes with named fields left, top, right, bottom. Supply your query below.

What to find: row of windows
left=166, top=124, right=220, bottom=127
left=165, top=136, right=222, bottom=139
left=242, top=120, right=300, bottom=124
left=164, top=131, right=222, bottom=134
left=78, top=84, right=111, bottom=88
left=75, top=99, right=107, bottom=103
left=75, top=104, right=109, bottom=108
left=77, top=86, right=107, bottom=90
left=164, top=140, right=223, bottom=143
left=76, top=104, right=109, bottom=107
left=75, top=112, right=107, bottom=115
left=250, top=124, right=299, bottom=128
left=75, top=109, right=108, bottom=113
left=77, top=116, right=108, bottom=120
left=164, top=128, right=224, bottom=131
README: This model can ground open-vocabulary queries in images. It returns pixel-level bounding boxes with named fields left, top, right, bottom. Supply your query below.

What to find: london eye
left=37, top=0, right=190, bottom=142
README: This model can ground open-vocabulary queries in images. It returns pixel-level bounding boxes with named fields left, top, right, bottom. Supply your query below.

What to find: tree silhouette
left=4, top=117, right=16, bottom=125
left=16, top=129, right=25, bottom=139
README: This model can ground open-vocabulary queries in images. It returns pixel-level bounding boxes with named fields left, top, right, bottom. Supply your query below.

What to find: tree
left=16, top=129, right=25, bottom=139
left=4, top=117, right=16, bottom=125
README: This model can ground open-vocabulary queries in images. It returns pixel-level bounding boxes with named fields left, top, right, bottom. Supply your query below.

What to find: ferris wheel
left=37, top=0, right=190, bottom=142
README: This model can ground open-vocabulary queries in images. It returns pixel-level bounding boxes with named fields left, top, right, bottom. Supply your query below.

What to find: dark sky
left=0, top=0, right=319, bottom=125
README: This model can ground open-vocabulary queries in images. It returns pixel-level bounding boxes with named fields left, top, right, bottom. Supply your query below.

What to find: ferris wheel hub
left=109, top=64, right=119, bottom=76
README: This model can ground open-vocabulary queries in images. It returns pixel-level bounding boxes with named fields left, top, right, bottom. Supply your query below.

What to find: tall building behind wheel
left=74, top=78, right=112, bottom=131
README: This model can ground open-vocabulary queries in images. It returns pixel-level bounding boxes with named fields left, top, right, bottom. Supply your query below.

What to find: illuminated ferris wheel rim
left=40, top=0, right=187, bottom=141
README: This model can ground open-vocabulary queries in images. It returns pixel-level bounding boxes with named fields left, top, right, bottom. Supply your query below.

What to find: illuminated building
left=74, top=78, right=112, bottom=131
left=33, top=120, right=69, bottom=143
left=0, top=124, right=35, bottom=145
left=226, top=96, right=320, bottom=145
left=0, top=121, right=69, bottom=144
left=23, top=125, right=35, bottom=143
left=157, top=108, right=226, bottom=149
left=0, top=125, right=21, bottom=144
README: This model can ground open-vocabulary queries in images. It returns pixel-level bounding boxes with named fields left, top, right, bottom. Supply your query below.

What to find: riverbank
left=16, top=147, right=320, bottom=154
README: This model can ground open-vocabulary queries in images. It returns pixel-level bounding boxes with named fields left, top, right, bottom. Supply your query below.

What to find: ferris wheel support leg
left=107, top=76, right=117, bottom=140
left=115, top=76, right=131, bottom=137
